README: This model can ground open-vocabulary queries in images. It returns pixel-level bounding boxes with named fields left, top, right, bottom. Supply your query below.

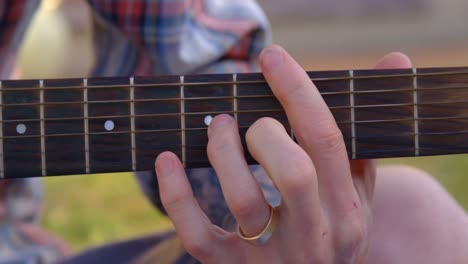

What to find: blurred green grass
left=41, top=172, right=173, bottom=251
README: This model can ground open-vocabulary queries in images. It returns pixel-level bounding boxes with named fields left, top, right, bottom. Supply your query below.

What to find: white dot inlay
left=204, top=115, right=213, bottom=126
left=16, top=123, right=26, bottom=134
left=104, top=120, right=115, bottom=131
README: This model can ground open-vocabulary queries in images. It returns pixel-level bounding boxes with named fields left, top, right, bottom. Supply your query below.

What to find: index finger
left=259, top=45, right=358, bottom=211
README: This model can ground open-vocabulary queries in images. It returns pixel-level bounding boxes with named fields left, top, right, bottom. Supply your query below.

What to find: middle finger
left=246, top=117, right=321, bottom=226
left=259, top=45, right=358, bottom=213
left=207, top=114, right=270, bottom=237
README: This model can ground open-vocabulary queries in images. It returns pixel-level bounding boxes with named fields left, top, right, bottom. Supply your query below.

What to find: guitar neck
left=2, top=66, right=468, bottom=179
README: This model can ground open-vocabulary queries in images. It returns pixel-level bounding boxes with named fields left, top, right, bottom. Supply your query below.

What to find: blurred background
left=18, top=0, right=468, bottom=253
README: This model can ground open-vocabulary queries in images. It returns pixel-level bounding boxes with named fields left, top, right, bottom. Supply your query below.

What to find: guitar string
left=1, top=82, right=468, bottom=107
left=0, top=66, right=467, bottom=93
left=171, top=143, right=468, bottom=166
left=0, top=100, right=467, bottom=124
left=1, top=68, right=468, bottom=92
left=0, top=71, right=466, bottom=138
left=1, top=121, right=467, bottom=140
left=1, top=81, right=468, bottom=108
left=3, top=69, right=468, bottom=173
left=6, top=142, right=468, bottom=156
left=0, top=79, right=466, bottom=117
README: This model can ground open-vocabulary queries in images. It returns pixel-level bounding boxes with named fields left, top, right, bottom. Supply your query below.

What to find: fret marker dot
left=204, top=115, right=213, bottom=126
left=16, top=124, right=26, bottom=135
left=104, top=120, right=115, bottom=131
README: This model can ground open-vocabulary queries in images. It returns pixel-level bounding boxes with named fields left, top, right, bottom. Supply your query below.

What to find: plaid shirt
left=0, top=0, right=271, bottom=263
left=0, top=0, right=270, bottom=77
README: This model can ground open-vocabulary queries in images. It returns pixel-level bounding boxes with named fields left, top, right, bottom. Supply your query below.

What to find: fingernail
left=208, top=114, right=233, bottom=138
left=156, top=154, right=174, bottom=176
left=260, top=45, right=284, bottom=72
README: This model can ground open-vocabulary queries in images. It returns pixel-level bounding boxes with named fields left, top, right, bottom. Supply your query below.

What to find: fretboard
left=2, top=66, right=468, bottom=179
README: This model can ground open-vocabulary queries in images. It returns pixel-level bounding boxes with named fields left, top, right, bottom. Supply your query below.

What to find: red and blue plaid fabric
left=87, top=0, right=270, bottom=76
left=0, top=1, right=271, bottom=263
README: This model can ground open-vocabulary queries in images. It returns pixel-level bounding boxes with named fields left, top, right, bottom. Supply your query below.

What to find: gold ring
left=236, top=205, right=279, bottom=246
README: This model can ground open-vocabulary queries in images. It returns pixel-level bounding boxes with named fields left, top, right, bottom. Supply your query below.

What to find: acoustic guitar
left=1, top=66, right=466, bottom=179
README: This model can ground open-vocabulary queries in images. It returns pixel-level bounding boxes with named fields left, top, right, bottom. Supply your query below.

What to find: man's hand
left=155, top=45, right=411, bottom=263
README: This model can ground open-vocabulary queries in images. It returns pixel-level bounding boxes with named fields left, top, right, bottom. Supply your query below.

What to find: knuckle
left=312, top=123, right=346, bottom=154
left=280, top=154, right=316, bottom=194
left=283, top=81, right=311, bottom=105
left=347, top=219, right=366, bottom=244
left=184, top=235, right=213, bottom=261
left=207, top=130, right=240, bottom=157
left=229, top=194, right=262, bottom=220
left=246, top=117, right=282, bottom=143
left=162, top=193, right=194, bottom=215
left=336, top=209, right=368, bottom=253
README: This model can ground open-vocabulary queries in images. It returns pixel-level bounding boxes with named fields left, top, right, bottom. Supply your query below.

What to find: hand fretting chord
left=413, top=68, right=420, bottom=156
left=130, top=77, right=136, bottom=171
left=83, top=78, right=90, bottom=173
left=349, top=70, right=356, bottom=159
left=39, top=80, right=46, bottom=176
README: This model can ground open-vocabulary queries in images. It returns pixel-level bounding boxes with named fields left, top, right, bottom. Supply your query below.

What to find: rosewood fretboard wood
left=1, top=67, right=468, bottom=179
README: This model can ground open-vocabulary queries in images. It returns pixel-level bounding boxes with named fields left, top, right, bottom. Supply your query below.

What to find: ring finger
left=207, top=114, right=270, bottom=237
left=246, top=117, right=322, bottom=228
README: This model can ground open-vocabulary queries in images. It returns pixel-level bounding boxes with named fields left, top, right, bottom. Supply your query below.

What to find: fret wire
left=1, top=68, right=468, bottom=92
left=3, top=82, right=468, bottom=107
left=0, top=81, right=3, bottom=178
left=180, top=75, right=186, bottom=167
left=39, top=80, right=46, bottom=176
left=349, top=70, right=356, bottom=159
left=233, top=74, right=238, bottom=121
left=130, top=77, right=136, bottom=171
left=83, top=78, right=90, bottom=173
left=413, top=68, right=420, bottom=156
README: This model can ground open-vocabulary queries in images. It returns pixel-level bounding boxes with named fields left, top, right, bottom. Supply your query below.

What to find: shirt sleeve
left=0, top=0, right=40, bottom=78
left=86, top=0, right=271, bottom=77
